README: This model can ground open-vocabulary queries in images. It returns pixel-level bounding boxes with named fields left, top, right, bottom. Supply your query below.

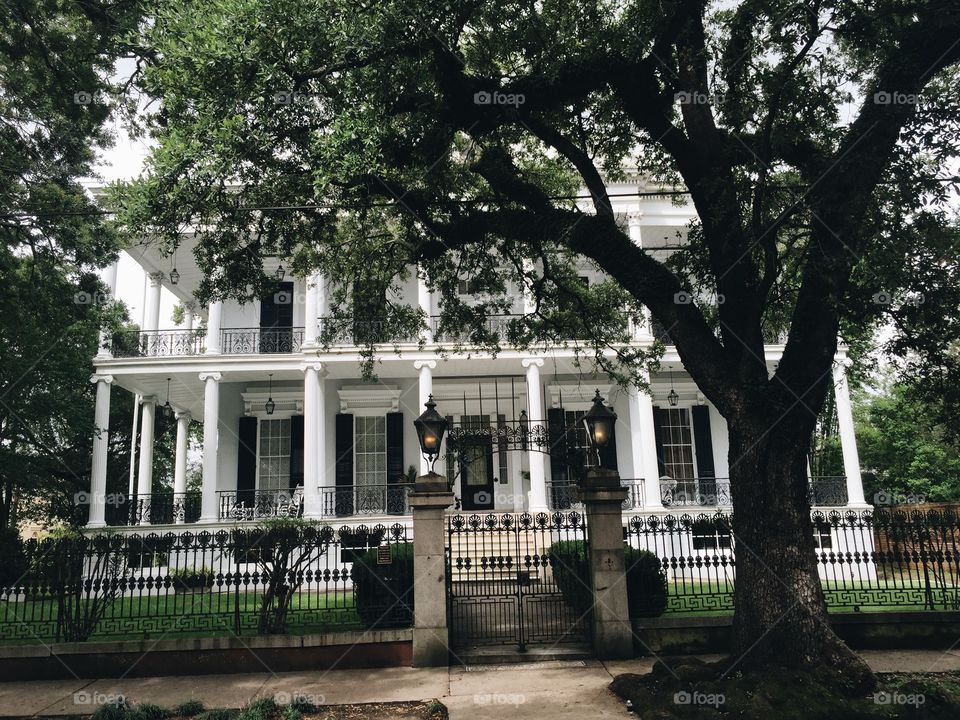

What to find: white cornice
left=338, top=385, right=400, bottom=412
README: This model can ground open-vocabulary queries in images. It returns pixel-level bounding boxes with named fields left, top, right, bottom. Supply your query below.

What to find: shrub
left=134, top=703, right=171, bottom=720
left=548, top=541, right=667, bottom=618
left=351, top=542, right=414, bottom=628
left=174, top=700, right=205, bottom=717
left=197, top=711, right=233, bottom=720
left=169, top=567, right=212, bottom=591
left=0, top=527, right=28, bottom=590
left=238, top=698, right=277, bottom=720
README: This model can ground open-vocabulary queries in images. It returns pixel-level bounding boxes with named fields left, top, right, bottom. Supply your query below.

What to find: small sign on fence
left=377, top=544, right=392, bottom=565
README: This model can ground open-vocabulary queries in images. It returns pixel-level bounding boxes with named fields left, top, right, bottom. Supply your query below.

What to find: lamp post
left=582, top=389, right=620, bottom=489
left=413, top=395, right=449, bottom=492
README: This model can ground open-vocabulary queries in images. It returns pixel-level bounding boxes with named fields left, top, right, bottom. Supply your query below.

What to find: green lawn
left=0, top=590, right=364, bottom=645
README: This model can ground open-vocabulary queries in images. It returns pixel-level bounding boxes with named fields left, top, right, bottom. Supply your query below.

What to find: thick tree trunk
left=727, top=413, right=872, bottom=685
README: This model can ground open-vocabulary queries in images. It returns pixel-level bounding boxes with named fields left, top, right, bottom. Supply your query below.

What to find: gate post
left=409, top=472, right=455, bottom=667
left=580, top=469, right=633, bottom=659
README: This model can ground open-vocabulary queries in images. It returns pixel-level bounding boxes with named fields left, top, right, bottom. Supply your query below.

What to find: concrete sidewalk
left=1, top=650, right=959, bottom=719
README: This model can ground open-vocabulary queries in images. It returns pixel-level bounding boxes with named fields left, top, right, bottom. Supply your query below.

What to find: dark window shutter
left=289, top=414, right=304, bottom=489
left=652, top=406, right=667, bottom=476
left=547, top=407, right=568, bottom=484
left=599, top=424, right=619, bottom=472
left=386, top=411, right=404, bottom=485
left=237, top=417, right=258, bottom=506
left=691, top=406, right=716, bottom=479
left=334, top=413, right=354, bottom=515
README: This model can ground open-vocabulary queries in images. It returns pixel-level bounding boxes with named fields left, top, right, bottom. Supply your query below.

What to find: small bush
left=238, top=697, right=277, bottom=720
left=174, top=700, right=205, bottom=717
left=0, top=526, right=28, bottom=590
left=281, top=707, right=302, bottom=720
left=351, top=542, right=414, bottom=628
left=91, top=700, right=132, bottom=720
left=548, top=541, right=667, bottom=618
left=197, top=711, right=232, bottom=720
left=134, top=703, right=171, bottom=720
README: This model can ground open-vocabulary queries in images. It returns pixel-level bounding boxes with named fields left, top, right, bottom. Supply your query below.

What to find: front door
left=459, top=437, right=495, bottom=510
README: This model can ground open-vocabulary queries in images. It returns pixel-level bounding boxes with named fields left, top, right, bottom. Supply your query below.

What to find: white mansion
left=85, top=180, right=868, bottom=530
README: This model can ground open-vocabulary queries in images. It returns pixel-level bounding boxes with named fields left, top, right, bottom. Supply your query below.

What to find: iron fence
left=0, top=523, right=411, bottom=643
left=624, top=508, right=960, bottom=615
left=658, top=476, right=849, bottom=508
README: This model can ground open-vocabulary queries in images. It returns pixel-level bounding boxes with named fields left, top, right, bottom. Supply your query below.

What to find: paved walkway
left=2, top=650, right=959, bottom=719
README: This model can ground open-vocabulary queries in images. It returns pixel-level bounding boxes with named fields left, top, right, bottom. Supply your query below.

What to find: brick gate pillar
left=580, top=468, right=633, bottom=659
left=409, top=472, right=455, bottom=667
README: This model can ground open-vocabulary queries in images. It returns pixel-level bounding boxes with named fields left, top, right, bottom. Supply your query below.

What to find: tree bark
left=726, top=412, right=873, bottom=685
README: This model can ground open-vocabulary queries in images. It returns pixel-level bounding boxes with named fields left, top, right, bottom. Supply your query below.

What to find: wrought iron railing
left=808, top=476, right=849, bottom=506
left=431, top=314, right=520, bottom=343
left=111, top=329, right=205, bottom=358
left=104, top=492, right=202, bottom=526
left=547, top=478, right=645, bottom=511
left=0, top=522, right=411, bottom=642
left=624, top=508, right=960, bottom=615
left=320, top=484, right=413, bottom=517
left=217, top=488, right=303, bottom=520
left=220, top=327, right=305, bottom=354
left=660, top=477, right=732, bottom=507
left=319, top=318, right=419, bottom=345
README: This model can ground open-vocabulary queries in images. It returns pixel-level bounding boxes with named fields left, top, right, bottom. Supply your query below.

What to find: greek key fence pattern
left=625, top=509, right=960, bottom=614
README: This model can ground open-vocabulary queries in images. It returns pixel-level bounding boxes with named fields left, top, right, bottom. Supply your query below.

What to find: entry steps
left=453, top=645, right=594, bottom=666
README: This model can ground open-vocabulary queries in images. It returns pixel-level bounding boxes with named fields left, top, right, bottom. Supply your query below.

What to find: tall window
left=258, top=418, right=291, bottom=491
left=355, top=416, right=386, bottom=487
left=660, top=408, right=695, bottom=479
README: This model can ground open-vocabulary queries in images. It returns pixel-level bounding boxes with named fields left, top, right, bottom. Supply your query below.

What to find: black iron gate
left=446, top=511, right=591, bottom=651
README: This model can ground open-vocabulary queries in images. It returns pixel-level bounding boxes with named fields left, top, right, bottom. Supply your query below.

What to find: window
left=355, top=416, right=386, bottom=487
left=692, top=519, right=732, bottom=551
left=564, top=409, right=598, bottom=479
left=658, top=407, right=697, bottom=500
left=813, top=522, right=833, bottom=550
left=458, top=279, right=483, bottom=295
left=258, top=418, right=291, bottom=491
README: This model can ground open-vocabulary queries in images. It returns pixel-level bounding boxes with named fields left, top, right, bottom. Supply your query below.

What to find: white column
left=144, top=272, right=163, bottom=332
left=96, top=260, right=119, bottom=358
left=415, top=360, right=436, bottom=474
left=626, top=211, right=652, bottom=339
left=304, top=272, right=320, bottom=348
left=199, top=372, right=222, bottom=520
left=205, top=300, right=223, bottom=355
left=173, top=411, right=191, bottom=524
left=128, top=395, right=140, bottom=496
left=832, top=356, right=866, bottom=506
left=137, top=397, right=157, bottom=498
left=522, top=259, right=537, bottom=316
left=303, top=362, right=327, bottom=517
left=522, top=358, right=548, bottom=511
left=417, top=267, right=434, bottom=342
left=628, top=378, right=664, bottom=509
left=87, top=373, right=113, bottom=528
left=183, top=302, right=196, bottom=331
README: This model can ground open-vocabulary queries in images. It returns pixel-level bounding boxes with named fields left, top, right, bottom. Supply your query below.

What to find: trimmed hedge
left=548, top=540, right=668, bottom=618
left=351, top=542, right=414, bottom=628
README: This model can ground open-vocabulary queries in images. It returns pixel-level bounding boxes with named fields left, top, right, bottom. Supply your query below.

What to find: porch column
left=137, top=396, right=157, bottom=498
left=183, top=302, right=196, bottom=331
left=415, top=360, right=436, bottom=475
left=522, top=259, right=537, bottom=316
left=205, top=300, right=223, bottom=355
left=173, top=411, right=191, bottom=524
left=304, top=272, right=320, bottom=347
left=626, top=212, right=652, bottom=339
left=199, top=372, right=222, bottom=520
left=144, top=272, right=163, bottom=332
left=96, top=260, right=119, bottom=359
left=302, top=361, right=326, bottom=517
left=87, top=373, right=113, bottom=528
left=417, top=267, right=434, bottom=342
left=628, top=377, right=664, bottom=509
left=522, top=358, right=548, bottom=511
left=832, top=356, right=866, bottom=506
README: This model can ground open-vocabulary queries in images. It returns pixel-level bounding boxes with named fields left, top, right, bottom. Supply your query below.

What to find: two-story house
left=84, top=176, right=867, bottom=531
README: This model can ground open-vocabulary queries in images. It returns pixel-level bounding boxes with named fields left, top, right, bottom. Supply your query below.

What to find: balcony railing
left=104, top=492, right=202, bottom=526
left=319, top=319, right=419, bottom=345
left=220, top=327, right=305, bottom=354
left=658, top=476, right=849, bottom=507
left=112, top=330, right=205, bottom=358
left=320, top=484, right=412, bottom=516
left=547, top=478, right=645, bottom=511
left=218, top=489, right=303, bottom=521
